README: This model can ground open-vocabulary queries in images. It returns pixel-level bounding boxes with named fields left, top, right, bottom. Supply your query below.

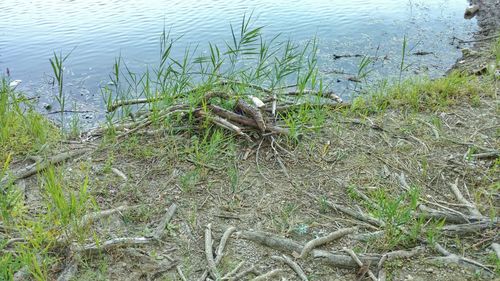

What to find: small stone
left=405, top=275, right=414, bottom=281
left=426, top=268, right=434, bottom=273
left=43, top=103, right=52, bottom=110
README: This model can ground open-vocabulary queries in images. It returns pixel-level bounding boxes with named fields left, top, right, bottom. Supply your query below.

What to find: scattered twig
left=236, top=99, right=266, bottom=132
left=432, top=243, right=494, bottom=275
left=228, top=265, right=258, bottom=281
left=1, top=148, right=90, bottom=187
left=215, top=226, right=237, bottom=264
left=111, top=167, right=128, bottom=181
left=222, top=261, right=246, bottom=280
left=305, top=192, right=384, bottom=227
left=237, top=230, right=381, bottom=268
left=204, top=224, right=220, bottom=280
left=449, top=178, right=482, bottom=217
left=271, top=255, right=308, bottom=281
left=299, top=227, right=358, bottom=259
left=342, top=247, right=377, bottom=281
left=176, top=265, right=188, bottom=281
left=250, top=269, right=284, bottom=281
left=153, top=203, right=178, bottom=239
left=79, top=205, right=130, bottom=226
left=74, top=237, right=154, bottom=253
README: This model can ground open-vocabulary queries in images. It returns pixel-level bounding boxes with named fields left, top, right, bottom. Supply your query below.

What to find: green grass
left=349, top=71, right=487, bottom=115
left=0, top=78, right=59, bottom=163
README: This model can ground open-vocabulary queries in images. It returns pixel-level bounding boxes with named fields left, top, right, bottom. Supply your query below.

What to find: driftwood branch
left=1, top=149, right=90, bottom=187
left=343, top=247, right=377, bottom=281
left=153, top=203, right=178, bottom=239
left=449, top=178, right=482, bottom=217
left=74, top=237, right=154, bottom=253
left=250, top=269, right=284, bottom=281
left=237, top=230, right=381, bottom=268
left=204, top=224, right=219, bottom=280
left=299, top=227, right=358, bottom=258
left=271, top=255, right=308, bottom=281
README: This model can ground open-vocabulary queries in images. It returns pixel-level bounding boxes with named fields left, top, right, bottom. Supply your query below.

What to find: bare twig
left=215, top=226, right=237, bottom=264
left=449, top=178, right=482, bottom=217
left=271, top=255, right=308, bottom=281
left=299, top=227, right=357, bottom=259
left=222, top=261, right=245, bottom=280
left=342, top=248, right=377, bottom=281
left=153, top=203, right=178, bottom=239
left=228, top=265, right=258, bottom=281
left=1, top=149, right=90, bottom=187
left=237, top=230, right=381, bottom=268
left=74, top=237, right=154, bottom=253
left=111, top=167, right=128, bottom=181
left=236, top=99, right=266, bottom=132
left=204, top=224, right=219, bottom=280
left=250, top=269, right=284, bottom=281
left=432, top=243, right=494, bottom=275
left=79, top=205, right=130, bottom=226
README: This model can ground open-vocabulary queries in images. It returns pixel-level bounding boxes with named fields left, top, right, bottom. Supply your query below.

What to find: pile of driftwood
left=99, top=80, right=345, bottom=141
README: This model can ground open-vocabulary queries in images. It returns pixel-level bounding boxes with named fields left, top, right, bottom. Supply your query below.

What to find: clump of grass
left=0, top=163, right=94, bottom=281
left=350, top=71, right=486, bottom=115
left=0, top=78, right=59, bottom=163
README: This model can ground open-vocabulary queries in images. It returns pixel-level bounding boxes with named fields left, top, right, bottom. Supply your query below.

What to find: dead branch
left=237, top=230, right=381, bottom=268
left=250, top=269, right=284, bottom=281
left=432, top=243, right=494, bottom=276
left=418, top=204, right=472, bottom=224
left=153, top=203, right=178, bottom=239
left=204, top=224, right=220, bottom=280
left=196, top=110, right=253, bottom=142
left=236, top=99, right=266, bottom=132
left=111, top=167, right=128, bottom=181
left=228, top=265, right=258, bottom=281
left=79, top=205, right=130, bottom=226
left=216, top=226, right=237, bottom=264
left=449, top=178, right=482, bottom=217
left=176, top=266, right=188, bottom=281
left=221, top=261, right=245, bottom=280
left=74, top=237, right=154, bottom=253
left=441, top=221, right=499, bottom=235
left=377, top=247, right=424, bottom=271
left=350, top=231, right=385, bottom=242
left=208, top=105, right=289, bottom=135
left=342, top=248, right=377, bottom=281
left=299, top=227, right=358, bottom=259
left=271, top=255, right=308, bottom=281
left=1, top=149, right=90, bottom=186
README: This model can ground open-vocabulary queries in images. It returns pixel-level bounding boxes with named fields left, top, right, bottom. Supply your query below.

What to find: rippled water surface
left=0, top=0, right=476, bottom=123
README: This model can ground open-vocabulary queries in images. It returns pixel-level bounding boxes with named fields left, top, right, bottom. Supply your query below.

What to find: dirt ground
left=8, top=1, right=500, bottom=281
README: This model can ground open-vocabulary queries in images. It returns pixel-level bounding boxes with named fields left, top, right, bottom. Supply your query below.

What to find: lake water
left=0, top=0, right=476, bottom=125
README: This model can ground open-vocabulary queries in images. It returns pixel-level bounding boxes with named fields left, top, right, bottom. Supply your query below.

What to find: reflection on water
left=0, top=0, right=475, bottom=124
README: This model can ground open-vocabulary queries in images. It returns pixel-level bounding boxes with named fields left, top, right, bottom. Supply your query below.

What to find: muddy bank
left=452, top=0, right=500, bottom=73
